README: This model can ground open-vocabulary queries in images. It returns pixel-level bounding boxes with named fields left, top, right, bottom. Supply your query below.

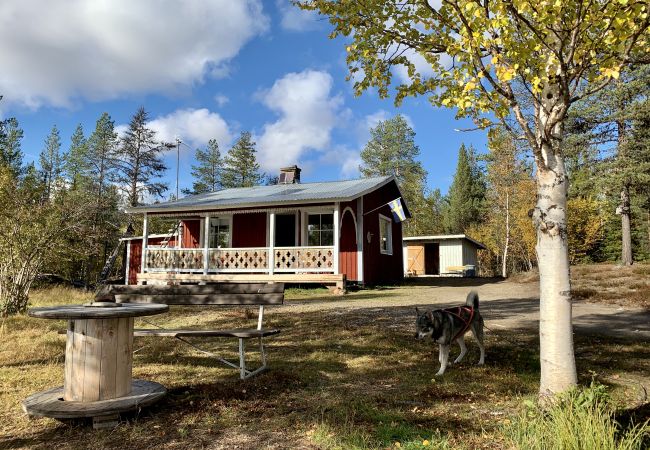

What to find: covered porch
left=134, top=205, right=342, bottom=278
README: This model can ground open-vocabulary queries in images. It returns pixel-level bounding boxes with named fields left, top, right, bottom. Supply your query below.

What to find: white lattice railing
left=144, top=246, right=336, bottom=273
left=208, top=248, right=269, bottom=272
left=145, top=248, right=204, bottom=272
left=273, top=246, right=334, bottom=272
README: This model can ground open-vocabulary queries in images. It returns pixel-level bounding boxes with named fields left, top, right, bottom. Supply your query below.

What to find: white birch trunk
left=502, top=191, right=510, bottom=279
left=619, top=187, right=633, bottom=266
left=533, top=86, right=577, bottom=398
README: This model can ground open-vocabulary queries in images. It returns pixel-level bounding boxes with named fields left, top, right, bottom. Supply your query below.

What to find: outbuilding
left=403, top=235, right=486, bottom=277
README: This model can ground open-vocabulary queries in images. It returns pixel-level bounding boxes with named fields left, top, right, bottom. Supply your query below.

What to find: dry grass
left=570, top=263, right=650, bottom=309
left=1, top=280, right=648, bottom=449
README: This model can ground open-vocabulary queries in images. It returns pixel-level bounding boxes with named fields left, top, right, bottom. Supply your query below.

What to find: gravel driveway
left=284, top=278, right=650, bottom=340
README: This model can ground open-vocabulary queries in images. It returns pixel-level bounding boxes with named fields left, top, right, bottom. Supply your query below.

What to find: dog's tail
left=466, top=290, right=479, bottom=309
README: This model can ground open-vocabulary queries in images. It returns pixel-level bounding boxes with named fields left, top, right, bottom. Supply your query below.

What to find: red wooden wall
left=232, top=213, right=267, bottom=247
left=361, top=181, right=404, bottom=284
left=181, top=220, right=201, bottom=248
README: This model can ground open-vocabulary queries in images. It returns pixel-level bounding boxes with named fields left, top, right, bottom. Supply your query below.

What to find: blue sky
left=0, top=0, right=487, bottom=197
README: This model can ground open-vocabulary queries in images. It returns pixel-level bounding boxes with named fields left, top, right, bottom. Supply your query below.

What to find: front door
left=339, top=209, right=358, bottom=281
left=275, top=214, right=296, bottom=246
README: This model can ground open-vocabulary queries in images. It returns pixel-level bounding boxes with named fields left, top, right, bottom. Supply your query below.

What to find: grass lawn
left=1, top=269, right=648, bottom=449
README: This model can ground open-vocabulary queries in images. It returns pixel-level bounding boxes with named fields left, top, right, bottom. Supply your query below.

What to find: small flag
left=389, top=198, right=406, bottom=222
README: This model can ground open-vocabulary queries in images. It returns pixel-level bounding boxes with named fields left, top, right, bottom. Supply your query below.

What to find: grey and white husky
left=415, top=291, right=485, bottom=376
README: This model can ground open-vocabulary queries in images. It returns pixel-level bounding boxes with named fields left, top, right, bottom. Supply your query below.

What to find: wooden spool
left=63, top=317, right=134, bottom=402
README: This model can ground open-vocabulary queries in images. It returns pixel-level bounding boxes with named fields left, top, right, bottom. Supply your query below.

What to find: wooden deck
left=136, top=272, right=347, bottom=294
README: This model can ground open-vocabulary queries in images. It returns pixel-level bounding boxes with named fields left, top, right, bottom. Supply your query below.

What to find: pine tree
left=39, top=125, right=63, bottom=200
left=65, top=124, right=90, bottom=188
left=188, top=139, right=222, bottom=194
left=443, top=144, right=485, bottom=233
left=0, top=117, right=24, bottom=177
left=221, top=132, right=262, bottom=188
left=115, top=107, right=167, bottom=207
left=359, top=114, right=433, bottom=234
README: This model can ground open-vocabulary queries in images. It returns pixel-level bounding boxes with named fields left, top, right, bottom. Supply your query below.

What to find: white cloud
left=257, top=70, right=343, bottom=172
left=0, top=0, right=269, bottom=108
left=276, top=0, right=320, bottom=31
left=214, top=94, right=229, bottom=107
left=392, top=48, right=453, bottom=85
left=316, top=146, right=362, bottom=179
left=147, top=108, right=232, bottom=150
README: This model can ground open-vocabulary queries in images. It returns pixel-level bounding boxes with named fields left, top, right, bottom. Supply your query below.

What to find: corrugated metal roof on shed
left=126, top=176, right=396, bottom=213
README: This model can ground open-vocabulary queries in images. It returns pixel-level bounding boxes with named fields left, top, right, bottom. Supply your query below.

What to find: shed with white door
left=403, top=235, right=486, bottom=277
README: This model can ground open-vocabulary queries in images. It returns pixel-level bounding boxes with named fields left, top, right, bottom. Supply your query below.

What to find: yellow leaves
left=496, top=66, right=516, bottom=82
left=601, top=66, right=621, bottom=79
left=441, top=98, right=451, bottom=106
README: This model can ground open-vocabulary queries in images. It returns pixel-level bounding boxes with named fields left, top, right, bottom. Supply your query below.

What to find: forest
left=0, top=65, right=648, bottom=316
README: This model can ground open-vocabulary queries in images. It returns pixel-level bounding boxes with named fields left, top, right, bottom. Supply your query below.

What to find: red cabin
left=123, top=167, right=410, bottom=287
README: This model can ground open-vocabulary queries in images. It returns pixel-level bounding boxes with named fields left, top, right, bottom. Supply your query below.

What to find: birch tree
left=300, top=0, right=650, bottom=398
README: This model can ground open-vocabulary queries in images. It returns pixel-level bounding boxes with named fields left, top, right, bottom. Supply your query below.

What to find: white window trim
left=378, top=213, right=393, bottom=255
left=209, top=215, right=233, bottom=248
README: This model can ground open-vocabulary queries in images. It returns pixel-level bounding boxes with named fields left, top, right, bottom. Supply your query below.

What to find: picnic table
left=22, top=302, right=168, bottom=428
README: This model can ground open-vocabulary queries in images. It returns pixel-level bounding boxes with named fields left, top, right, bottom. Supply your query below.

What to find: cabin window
left=379, top=214, right=392, bottom=255
left=209, top=217, right=231, bottom=248
left=307, top=213, right=334, bottom=246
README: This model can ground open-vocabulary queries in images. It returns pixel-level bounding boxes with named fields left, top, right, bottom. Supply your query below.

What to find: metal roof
left=403, top=234, right=486, bottom=249
left=126, top=176, right=398, bottom=214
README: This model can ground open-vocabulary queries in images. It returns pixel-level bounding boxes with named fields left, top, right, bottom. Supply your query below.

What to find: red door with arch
left=339, top=208, right=358, bottom=281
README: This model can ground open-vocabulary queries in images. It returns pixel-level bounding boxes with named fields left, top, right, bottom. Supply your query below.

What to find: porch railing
left=145, top=246, right=335, bottom=273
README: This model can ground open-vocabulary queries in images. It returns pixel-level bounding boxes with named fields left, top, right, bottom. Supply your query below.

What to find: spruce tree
left=65, top=124, right=90, bottom=189
left=443, top=144, right=485, bottom=233
left=359, top=114, right=433, bottom=234
left=115, top=107, right=167, bottom=206
left=88, top=112, right=119, bottom=198
left=188, top=139, right=222, bottom=194
left=0, top=117, right=24, bottom=177
left=221, top=132, right=262, bottom=188
left=39, top=125, right=63, bottom=200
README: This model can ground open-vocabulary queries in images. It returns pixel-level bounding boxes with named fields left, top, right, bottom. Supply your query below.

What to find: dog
left=415, top=291, right=485, bottom=376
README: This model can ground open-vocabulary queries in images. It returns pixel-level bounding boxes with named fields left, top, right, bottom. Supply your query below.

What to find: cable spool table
left=22, top=302, right=169, bottom=428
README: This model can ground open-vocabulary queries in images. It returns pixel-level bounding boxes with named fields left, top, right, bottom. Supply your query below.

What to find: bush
left=503, top=383, right=649, bottom=450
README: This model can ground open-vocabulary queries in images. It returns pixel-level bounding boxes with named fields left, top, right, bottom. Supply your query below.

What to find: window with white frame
left=208, top=217, right=231, bottom=248
left=379, top=214, right=392, bottom=255
left=307, top=213, right=334, bottom=246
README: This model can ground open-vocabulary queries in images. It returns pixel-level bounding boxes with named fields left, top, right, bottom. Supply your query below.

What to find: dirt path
left=284, top=278, right=650, bottom=340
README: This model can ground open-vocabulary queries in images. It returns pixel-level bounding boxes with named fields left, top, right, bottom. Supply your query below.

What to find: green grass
left=1, top=283, right=648, bottom=449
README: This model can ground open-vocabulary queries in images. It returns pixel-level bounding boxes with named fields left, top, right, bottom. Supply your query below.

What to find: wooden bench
left=136, top=272, right=346, bottom=294
left=442, top=265, right=476, bottom=277
left=96, top=283, right=284, bottom=379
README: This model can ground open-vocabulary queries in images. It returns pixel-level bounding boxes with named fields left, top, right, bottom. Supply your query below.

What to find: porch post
left=124, top=240, right=131, bottom=285
left=268, top=212, right=275, bottom=275
left=203, top=216, right=210, bottom=275
left=141, top=213, right=148, bottom=275
left=333, top=203, right=340, bottom=274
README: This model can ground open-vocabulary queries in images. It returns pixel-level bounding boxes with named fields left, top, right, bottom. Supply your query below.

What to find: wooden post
left=333, top=203, right=340, bottom=275
left=64, top=318, right=133, bottom=402
left=124, top=241, right=131, bottom=285
left=203, top=216, right=210, bottom=275
left=269, top=212, right=275, bottom=275
left=356, top=196, right=364, bottom=283
left=141, top=213, right=148, bottom=276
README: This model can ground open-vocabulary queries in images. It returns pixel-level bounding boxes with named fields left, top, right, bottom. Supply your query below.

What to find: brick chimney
left=278, top=165, right=301, bottom=184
